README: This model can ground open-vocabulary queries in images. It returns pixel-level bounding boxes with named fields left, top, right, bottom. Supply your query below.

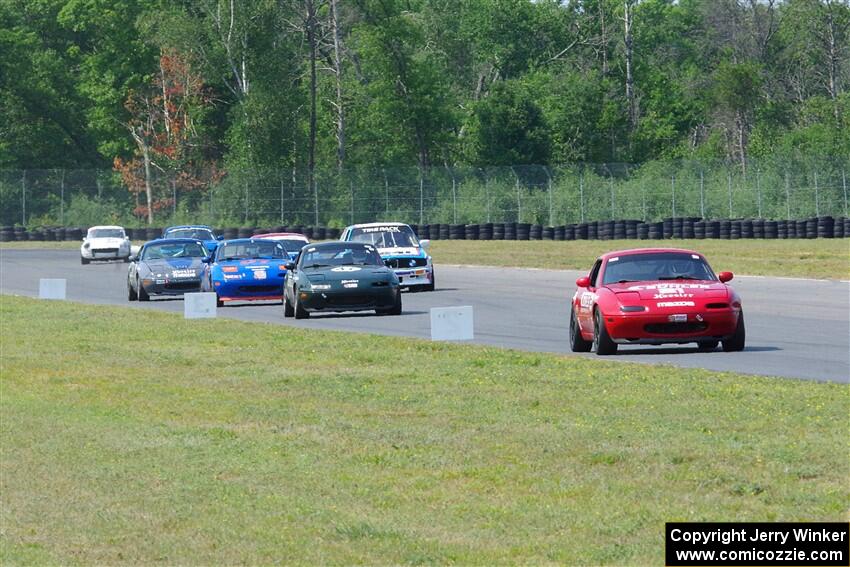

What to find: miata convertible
left=283, top=241, right=402, bottom=318
left=569, top=248, right=745, bottom=355
left=201, top=238, right=290, bottom=306
left=127, top=239, right=208, bottom=301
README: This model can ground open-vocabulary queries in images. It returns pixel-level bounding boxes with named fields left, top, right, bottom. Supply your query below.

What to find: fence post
left=21, top=171, right=26, bottom=226
left=843, top=168, right=847, bottom=217
left=349, top=180, right=354, bottom=224
left=383, top=169, right=389, bottom=217
left=671, top=174, right=676, bottom=218
left=699, top=169, right=705, bottom=219
left=243, top=180, right=249, bottom=224
left=785, top=170, right=791, bottom=220
left=579, top=172, right=585, bottom=223
left=60, top=169, right=65, bottom=225
left=279, top=172, right=284, bottom=224
left=727, top=171, right=733, bottom=218
left=545, top=166, right=553, bottom=227
left=609, top=173, right=615, bottom=220
left=814, top=170, right=819, bottom=217
left=172, top=179, right=177, bottom=217
left=756, top=166, right=762, bottom=218
left=419, top=168, right=424, bottom=225
left=482, top=168, right=491, bottom=222
left=446, top=165, right=457, bottom=224
left=314, top=176, right=320, bottom=226
left=641, top=178, right=647, bottom=222
left=511, top=167, right=521, bottom=223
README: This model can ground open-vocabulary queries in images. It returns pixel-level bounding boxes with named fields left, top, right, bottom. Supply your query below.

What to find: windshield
left=142, top=242, right=207, bottom=260
left=349, top=225, right=418, bottom=248
left=165, top=228, right=215, bottom=240
left=299, top=244, right=383, bottom=268
left=217, top=241, right=286, bottom=260
left=89, top=228, right=125, bottom=239
left=602, top=252, right=716, bottom=285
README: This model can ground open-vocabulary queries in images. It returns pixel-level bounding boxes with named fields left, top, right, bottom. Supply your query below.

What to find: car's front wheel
left=592, top=309, right=618, bottom=355
left=697, top=340, right=719, bottom=351
left=138, top=280, right=150, bottom=302
left=294, top=289, right=310, bottom=319
left=569, top=307, right=592, bottom=352
left=127, top=280, right=137, bottom=301
left=722, top=312, right=746, bottom=352
left=283, top=291, right=294, bottom=317
left=379, top=292, right=402, bottom=315
left=80, top=256, right=90, bottom=265
left=423, top=270, right=435, bottom=292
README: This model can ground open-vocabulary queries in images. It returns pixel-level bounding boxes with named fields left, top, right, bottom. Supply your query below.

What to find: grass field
left=2, top=238, right=848, bottom=279
left=1, top=295, right=847, bottom=564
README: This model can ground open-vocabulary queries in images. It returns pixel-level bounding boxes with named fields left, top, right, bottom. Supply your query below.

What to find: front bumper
left=604, top=309, right=739, bottom=344
left=214, top=276, right=285, bottom=301
left=142, top=278, right=202, bottom=296
left=82, top=247, right=129, bottom=260
left=298, top=287, right=399, bottom=312
left=393, top=266, right=432, bottom=287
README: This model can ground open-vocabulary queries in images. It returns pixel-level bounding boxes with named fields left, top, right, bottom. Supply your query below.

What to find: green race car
left=283, top=241, right=402, bottom=319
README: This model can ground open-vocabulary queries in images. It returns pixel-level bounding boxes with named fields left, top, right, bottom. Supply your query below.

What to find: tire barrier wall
left=2, top=217, right=849, bottom=242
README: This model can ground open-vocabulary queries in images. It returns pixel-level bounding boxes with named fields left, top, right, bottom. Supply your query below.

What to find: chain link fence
left=1, top=158, right=848, bottom=228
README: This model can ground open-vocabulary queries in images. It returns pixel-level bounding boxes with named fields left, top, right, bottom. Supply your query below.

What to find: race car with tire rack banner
left=569, top=248, right=745, bottom=355
left=283, top=241, right=402, bottom=318
left=339, top=222, right=434, bottom=291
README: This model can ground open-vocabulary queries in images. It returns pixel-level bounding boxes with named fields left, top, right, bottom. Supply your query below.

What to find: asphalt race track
left=2, top=248, right=848, bottom=383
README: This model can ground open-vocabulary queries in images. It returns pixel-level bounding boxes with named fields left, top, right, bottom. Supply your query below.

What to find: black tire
left=380, top=292, right=403, bottom=315
left=80, top=256, right=90, bottom=265
left=127, top=280, right=137, bottom=301
left=294, top=289, right=310, bottom=319
left=569, top=308, right=592, bottom=352
left=722, top=312, right=746, bottom=352
left=592, top=309, right=618, bottom=355
left=283, top=291, right=294, bottom=317
left=138, top=281, right=150, bottom=302
left=697, top=340, right=719, bottom=351
left=216, top=294, right=224, bottom=308
left=122, top=256, right=130, bottom=263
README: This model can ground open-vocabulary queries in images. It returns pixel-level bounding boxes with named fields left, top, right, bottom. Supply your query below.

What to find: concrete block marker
left=430, top=306, right=474, bottom=341
left=184, top=292, right=217, bottom=319
left=38, top=278, right=66, bottom=300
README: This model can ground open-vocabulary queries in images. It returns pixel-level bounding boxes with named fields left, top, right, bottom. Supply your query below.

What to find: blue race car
left=201, top=238, right=290, bottom=306
left=162, top=225, right=222, bottom=255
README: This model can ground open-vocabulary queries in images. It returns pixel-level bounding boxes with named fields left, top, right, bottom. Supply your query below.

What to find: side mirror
left=576, top=276, right=591, bottom=288
left=718, top=271, right=734, bottom=283
left=284, top=261, right=295, bottom=271
left=419, top=239, right=431, bottom=250
left=128, top=255, right=138, bottom=262
left=202, top=256, right=213, bottom=264
left=216, top=235, right=224, bottom=240
left=384, top=258, right=392, bottom=267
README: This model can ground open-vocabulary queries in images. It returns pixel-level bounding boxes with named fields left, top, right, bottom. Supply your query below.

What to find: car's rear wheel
left=138, top=281, right=150, bottom=302
left=283, top=291, right=294, bottom=317
left=722, top=312, right=746, bottom=352
left=697, top=340, right=719, bottom=351
left=592, top=309, right=618, bottom=355
left=294, top=289, right=310, bottom=319
left=569, top=307, right=592, bottom=352
left=80, top=256, right=90, bottom=265
left=127, top=280, right=137, bottom=301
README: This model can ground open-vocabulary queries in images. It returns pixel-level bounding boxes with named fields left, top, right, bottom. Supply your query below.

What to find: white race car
left=340, top=222, right=434, bottom=291
left=80, top=225, right=131, bottom=264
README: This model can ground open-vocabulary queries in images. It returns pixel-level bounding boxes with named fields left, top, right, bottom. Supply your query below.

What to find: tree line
left=1, top=0, right=848, bottom=223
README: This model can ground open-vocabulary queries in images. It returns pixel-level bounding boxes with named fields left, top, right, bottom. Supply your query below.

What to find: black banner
left=666, top=522, right=849, bottom=566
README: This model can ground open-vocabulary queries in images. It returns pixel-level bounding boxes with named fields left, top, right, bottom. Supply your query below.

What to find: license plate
left=172, top=270, right=194, bottom=278
left=253, top=270, right=267, bottom=280
left=668, top=314, right=687, bottom=322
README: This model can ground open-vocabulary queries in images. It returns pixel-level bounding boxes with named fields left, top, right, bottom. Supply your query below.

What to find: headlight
left=83, top=242, right=90, bottom=248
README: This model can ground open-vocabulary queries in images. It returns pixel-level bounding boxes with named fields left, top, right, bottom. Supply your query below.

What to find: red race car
left=569, top=248, right=745, bottom=355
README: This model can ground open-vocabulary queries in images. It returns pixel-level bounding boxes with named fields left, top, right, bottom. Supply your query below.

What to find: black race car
left=283, top=241, right=402, bottom=319
left=127, top=238, right=208, bottom=301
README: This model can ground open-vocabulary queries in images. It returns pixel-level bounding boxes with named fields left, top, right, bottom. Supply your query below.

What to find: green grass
left=3, top=238, right=849, bottom=279
left=429, top=239, right=850, bottom=280
left=1, top=296, right=847, bottom=564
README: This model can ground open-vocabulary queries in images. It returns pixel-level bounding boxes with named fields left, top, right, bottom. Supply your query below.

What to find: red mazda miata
left=569, top=248, right=745, bottom=355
